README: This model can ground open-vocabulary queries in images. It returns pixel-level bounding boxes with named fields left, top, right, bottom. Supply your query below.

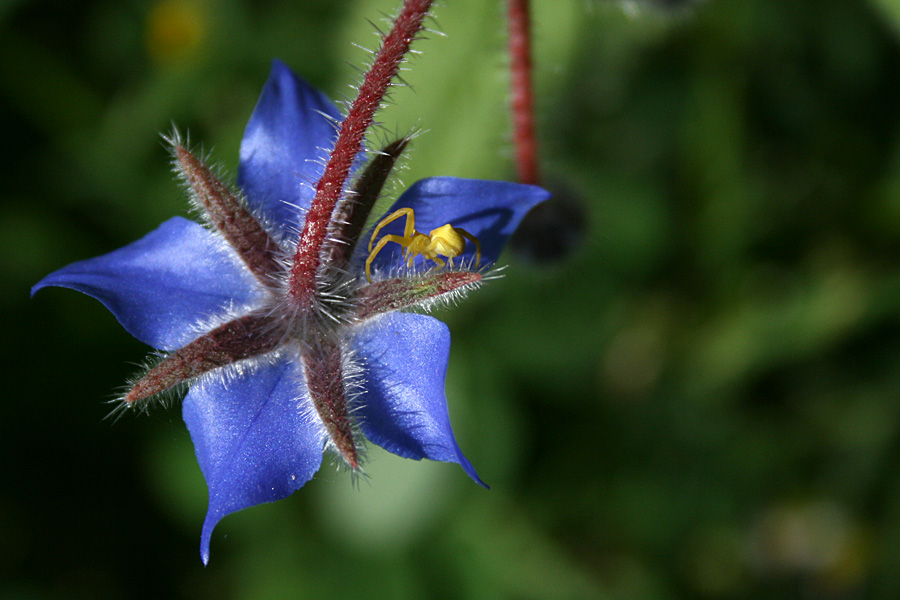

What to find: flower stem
left=288, top=0, right=434, bottom=309
left=508, top=0, right=540, bottom=186
left=323, top=137, right=409, bottom=273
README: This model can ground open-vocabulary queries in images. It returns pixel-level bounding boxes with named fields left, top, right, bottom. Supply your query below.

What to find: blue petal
left=360, top=176, right=550, bottom=275
left=182, top=353, right=326, bottom=565
left=351, top=312, right=487, bottom=488
left=31, top=217, right=265, bottom=351
left=238, top=59, right=343, bottom=236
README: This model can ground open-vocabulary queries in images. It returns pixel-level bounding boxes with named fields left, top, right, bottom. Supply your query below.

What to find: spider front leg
left=368, top=207, right=416, bottom=253
left=366, top=234, right=413, bottom=282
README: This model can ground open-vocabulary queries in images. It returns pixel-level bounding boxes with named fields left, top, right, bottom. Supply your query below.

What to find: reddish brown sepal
left=176, top=146, right=282, bottom=286
left=125, top=314, right=284, bottom=404
left=302, top=340, right=359, bottom=469
left=353, top=270, right=482, bottom=320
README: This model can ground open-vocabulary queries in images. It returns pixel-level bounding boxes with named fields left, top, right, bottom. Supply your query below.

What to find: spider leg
left=455, top=227, right=482, bottom=267
left=368, top=208, right=415, bottom=252
left=431, top=256, right=446, bottom=270
left=402, top=208, right=415, bottom=240
left=365, top=234, right=412, bottom=282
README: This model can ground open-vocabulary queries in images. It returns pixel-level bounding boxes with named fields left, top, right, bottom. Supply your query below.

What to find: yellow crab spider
left=365, top=207, right=482, bottom=282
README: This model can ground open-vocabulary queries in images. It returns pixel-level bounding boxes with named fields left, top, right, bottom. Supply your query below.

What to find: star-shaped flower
left=33, top=60, right=548, bottom=562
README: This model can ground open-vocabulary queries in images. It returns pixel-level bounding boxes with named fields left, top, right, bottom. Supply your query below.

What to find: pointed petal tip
left=31, top=268, right=77, bottom=298
left=463, top=470, right=490, bottom=489
left=269, top=57, right=291, bottom=74
left=198, top=507, right=222, bottom=566
left=184, top=356, right=327, bottom=567
left=30, top=278, right=46, bottom=299
left=28, top=217, right=265, bottom=350
left=455, top=449, right=489, bottom=489
left=352, top=313, right=492, bottom=490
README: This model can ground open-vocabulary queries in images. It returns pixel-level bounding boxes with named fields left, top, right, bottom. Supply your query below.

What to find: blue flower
left=32, top=60, right=549, bottom=563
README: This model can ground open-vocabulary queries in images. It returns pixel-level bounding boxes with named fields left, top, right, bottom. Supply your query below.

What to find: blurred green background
left=5, top=0, right=900, bottom=597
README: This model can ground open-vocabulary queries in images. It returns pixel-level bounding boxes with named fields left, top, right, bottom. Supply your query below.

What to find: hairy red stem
left=322, top=138, right=409, bottom=272
left=508, top=0, right=540, bottom=185
left=288, top=0, right=434, bottom=308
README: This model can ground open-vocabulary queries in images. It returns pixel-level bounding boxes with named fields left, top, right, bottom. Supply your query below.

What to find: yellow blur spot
left=145, top=0, right=206, bottom=66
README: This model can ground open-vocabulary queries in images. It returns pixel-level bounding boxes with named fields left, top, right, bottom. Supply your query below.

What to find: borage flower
left=33, top=58, right=548, bottom=563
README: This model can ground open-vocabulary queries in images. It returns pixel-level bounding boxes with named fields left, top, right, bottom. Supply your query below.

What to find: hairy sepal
left=171, top=142, right=284, bottom=287
left=351, top=268, right=483, bottom=320
left=302, top=336, right=361, bottom=469
left=123, top=313, right=286, bottom=406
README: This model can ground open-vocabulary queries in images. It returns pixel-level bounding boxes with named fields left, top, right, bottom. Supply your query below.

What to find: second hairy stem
left=508, top=0, right=540, bottom=186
